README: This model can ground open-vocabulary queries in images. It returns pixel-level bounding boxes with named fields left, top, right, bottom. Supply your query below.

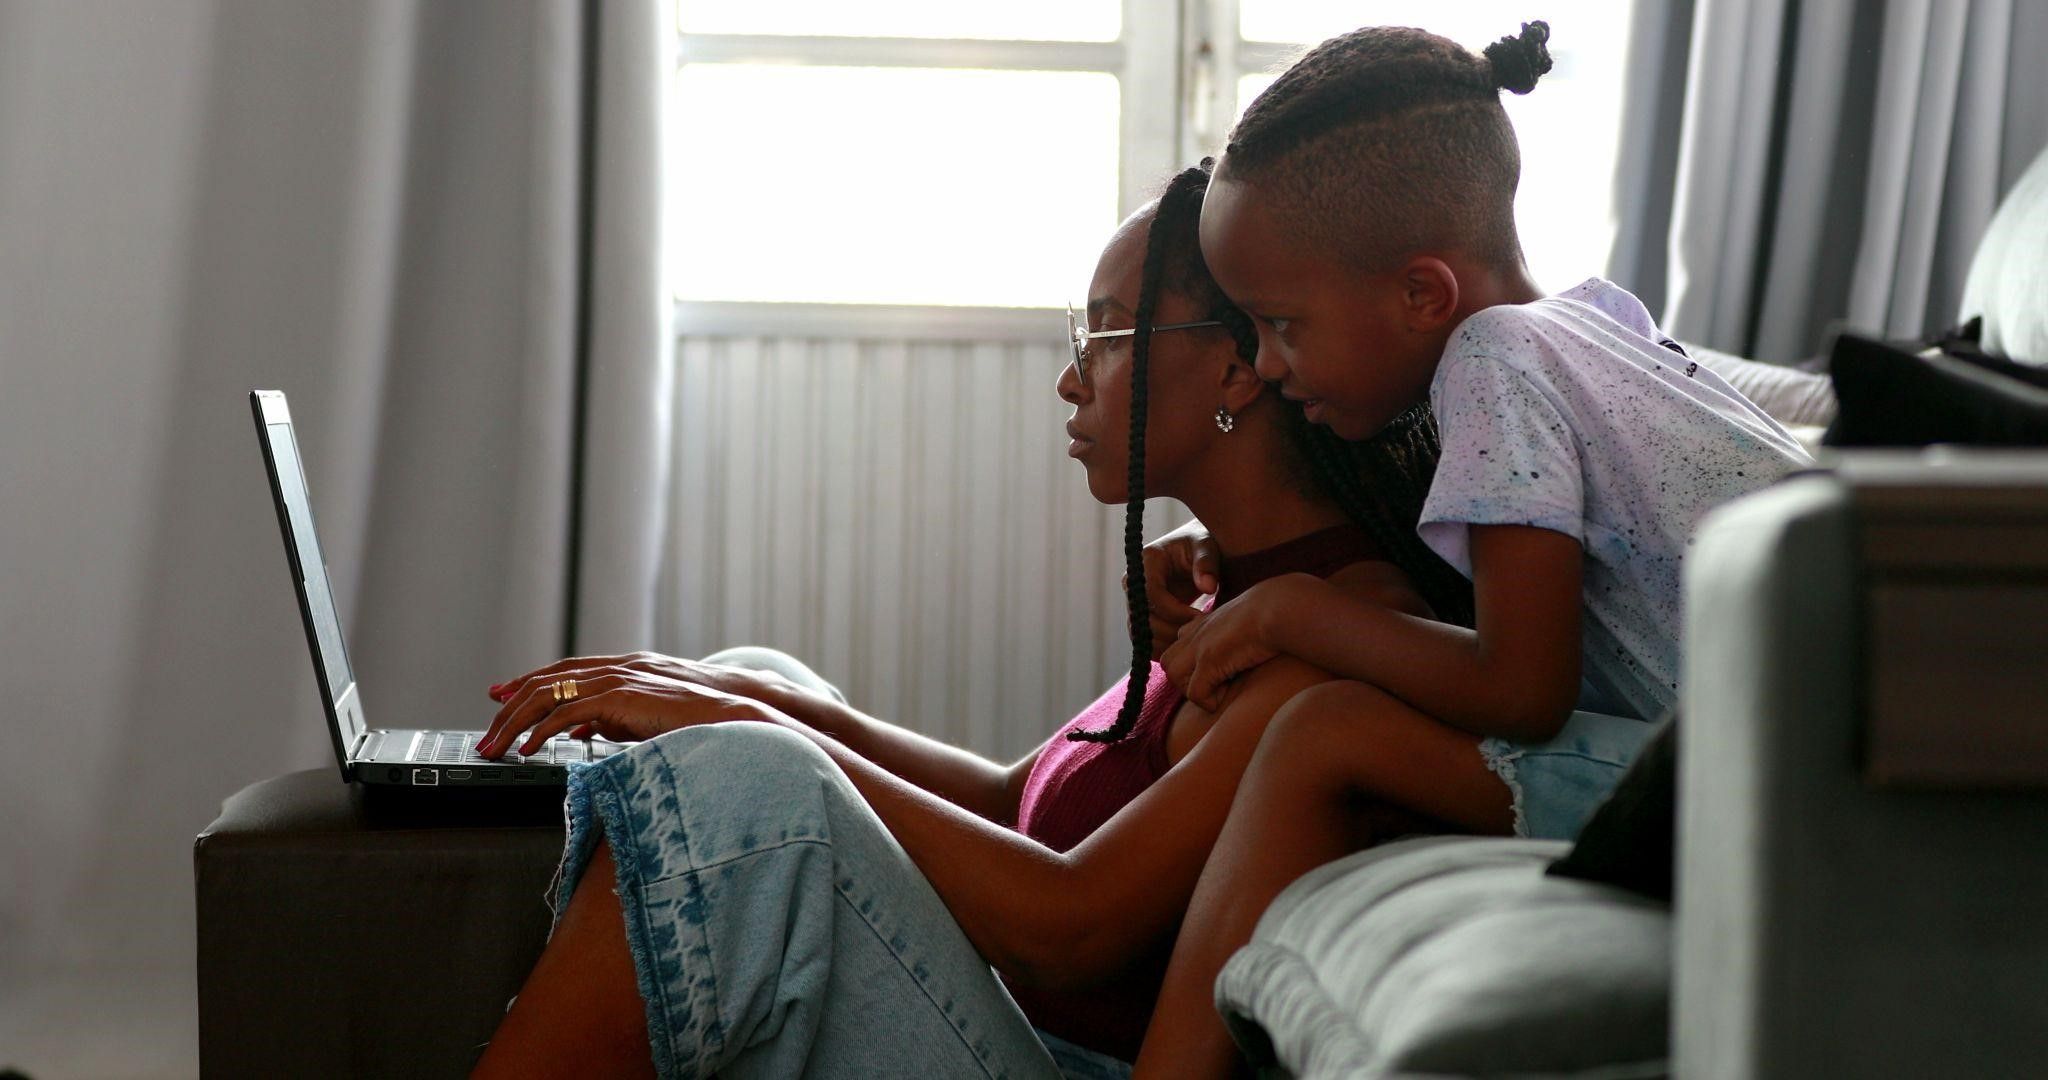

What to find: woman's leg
left=1133, top=680, right=1514, bottom=1080
left=476, top=840, right=654, bottom=1078
left=480, top=721, right=1062, bottom=1080
left=699, top=645, right=849, bottom=704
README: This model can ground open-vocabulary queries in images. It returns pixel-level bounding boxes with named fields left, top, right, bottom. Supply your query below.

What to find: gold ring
left=557, top=678, right=578, bottom=704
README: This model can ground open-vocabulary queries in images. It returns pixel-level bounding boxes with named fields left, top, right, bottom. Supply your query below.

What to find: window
left=670, top=1, right=1634, bottom=316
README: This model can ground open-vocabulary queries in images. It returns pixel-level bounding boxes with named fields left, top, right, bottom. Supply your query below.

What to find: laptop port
left=513, top=769, right=535, bottom=781
left=446, top=769, right=474, bottom=781
left=387, top=766, right=405, bottom=783
left=412, top=768, right=439, bottom=786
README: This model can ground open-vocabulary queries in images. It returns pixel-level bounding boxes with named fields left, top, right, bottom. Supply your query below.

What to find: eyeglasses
left=1067, top=304, right=1223, bottom=385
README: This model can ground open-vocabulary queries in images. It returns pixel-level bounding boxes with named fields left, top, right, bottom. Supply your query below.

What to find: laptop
left=251, top=389, right=621, bottom=787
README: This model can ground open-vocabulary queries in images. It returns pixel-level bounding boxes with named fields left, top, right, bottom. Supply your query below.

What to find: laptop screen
left=255, top=396, right=364, bottom=754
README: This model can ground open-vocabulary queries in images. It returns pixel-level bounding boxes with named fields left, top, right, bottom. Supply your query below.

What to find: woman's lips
left=1066, top=423, right=1093, bottom=457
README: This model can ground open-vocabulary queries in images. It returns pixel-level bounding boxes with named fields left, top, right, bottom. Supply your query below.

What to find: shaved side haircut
left=1221, top=22, right=1554, bottom=272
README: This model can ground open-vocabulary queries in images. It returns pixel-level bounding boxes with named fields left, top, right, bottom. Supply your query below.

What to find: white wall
left=0, top=4, right=427, bottom=1075
left=0, top=5, right=237, bottom=1074
left=0, top=0, right=232, bottom=967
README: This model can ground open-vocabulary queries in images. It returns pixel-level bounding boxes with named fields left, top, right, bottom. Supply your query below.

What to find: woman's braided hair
left=1067, top=159, right=1473, bottom=744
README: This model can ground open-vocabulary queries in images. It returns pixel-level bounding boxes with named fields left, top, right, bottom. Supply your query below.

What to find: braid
left=1069, top=166, right=1213, bottom=743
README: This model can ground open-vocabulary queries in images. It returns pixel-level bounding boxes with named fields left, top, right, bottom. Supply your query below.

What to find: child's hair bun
left=1484, top=20, right=1553, bottom=95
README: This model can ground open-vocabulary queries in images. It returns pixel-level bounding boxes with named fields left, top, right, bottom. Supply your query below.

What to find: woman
left=471, top=161, right=1465, bottom=1078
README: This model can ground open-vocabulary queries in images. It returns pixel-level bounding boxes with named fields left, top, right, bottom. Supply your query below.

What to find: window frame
left=672, top=0, right=1183, bottom=340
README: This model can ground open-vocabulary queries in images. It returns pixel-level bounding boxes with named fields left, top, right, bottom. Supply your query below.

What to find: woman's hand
left=1159, top=573, right=1321, bottom=710
left=488, top=650, right=794, bottom=708
left=1136, top=521, right=1222, bottom=658
left=476, top=666, right=779, bottom=758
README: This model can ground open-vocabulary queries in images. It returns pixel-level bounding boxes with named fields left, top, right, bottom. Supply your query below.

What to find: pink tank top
left=1006, top=522, right=1385, bottom=1061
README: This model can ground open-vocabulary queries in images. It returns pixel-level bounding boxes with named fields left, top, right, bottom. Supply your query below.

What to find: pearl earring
left=1214, top=406, right=1236, bottom=433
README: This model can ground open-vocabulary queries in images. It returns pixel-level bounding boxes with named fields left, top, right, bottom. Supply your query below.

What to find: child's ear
left=1397, top=257, right=1462, bottom=331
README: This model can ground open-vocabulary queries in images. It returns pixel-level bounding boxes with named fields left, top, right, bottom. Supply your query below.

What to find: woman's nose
left=1056, top=358, right=1085, bottom=404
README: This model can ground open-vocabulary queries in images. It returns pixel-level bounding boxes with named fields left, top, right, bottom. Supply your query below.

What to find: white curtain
left=1610, top=0, right=2048, bottom=362
left=0, top=0, right=665, bottom=1072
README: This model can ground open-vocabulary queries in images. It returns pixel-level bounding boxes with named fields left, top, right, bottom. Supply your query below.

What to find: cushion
left=1959, top=145, right=2048, bottom=365
left=1823, top=332, right=2048, bottom=447
left=1547, top=717, right=1678, bottom=901
left=1217, top=837, right=1670, bottom=1079
left=1686, top=343, right=1839, bottom=428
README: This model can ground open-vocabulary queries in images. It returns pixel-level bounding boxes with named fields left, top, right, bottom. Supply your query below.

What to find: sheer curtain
left=1607, top=0, right=2048, bottom=362
left=0, top=1, right=666, bottom=1072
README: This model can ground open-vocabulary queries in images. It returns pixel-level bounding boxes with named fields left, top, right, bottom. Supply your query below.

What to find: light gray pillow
left=1686, top=343, right=1838, bottom=428
left=1216, top=837, right=1670, bottom=1079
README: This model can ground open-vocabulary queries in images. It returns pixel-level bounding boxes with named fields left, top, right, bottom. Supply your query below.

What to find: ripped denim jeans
left=548, top=647, right=1132, bottom=1080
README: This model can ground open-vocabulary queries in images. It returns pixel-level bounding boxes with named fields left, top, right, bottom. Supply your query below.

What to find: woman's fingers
left=482, top=662, right=641, bottom=749
left=516, top=681, right=758, bottom=753
left=488, top=652, right=645, bottom=703
left=1146, top=533, right=1222, bottom=603
left=481, top=672, right=618, bottom=757
left=479, top=680, right=541, bottom=754
left=1186, top=535, right=1222, bottom=597
left=478, top=657, right=784, bottom=756
left=518, top=690, right=633, bottom=754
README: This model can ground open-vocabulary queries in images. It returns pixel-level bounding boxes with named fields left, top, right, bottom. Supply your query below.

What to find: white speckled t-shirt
left=1418, top=278, right=1814, bottom=722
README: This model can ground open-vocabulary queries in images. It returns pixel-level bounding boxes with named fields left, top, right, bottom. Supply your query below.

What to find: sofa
left=1215, top=452, right=2048, bottom=1079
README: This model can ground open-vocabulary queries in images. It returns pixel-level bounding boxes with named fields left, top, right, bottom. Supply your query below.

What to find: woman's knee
left=653, top=719, right=832, bottom=782
left=699, top=645, right=845, bottom=702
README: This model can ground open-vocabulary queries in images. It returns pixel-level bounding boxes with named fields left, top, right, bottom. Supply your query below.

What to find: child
left=1127, top=22, right=1814, bottom=1077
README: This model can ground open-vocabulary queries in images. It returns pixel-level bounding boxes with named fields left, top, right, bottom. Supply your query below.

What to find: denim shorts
left=1476, top=709, right=1658, bottom=841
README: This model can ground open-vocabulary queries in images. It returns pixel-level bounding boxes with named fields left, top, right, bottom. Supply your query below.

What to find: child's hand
left=1160, top=573, right=1319, bottom=710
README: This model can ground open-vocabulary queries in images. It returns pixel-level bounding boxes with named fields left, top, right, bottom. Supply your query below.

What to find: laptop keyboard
left=413, top=731, right=582, bottom=765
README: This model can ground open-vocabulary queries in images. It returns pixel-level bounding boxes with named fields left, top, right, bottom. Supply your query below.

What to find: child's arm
left=1161, top=522, right=1584, bottom=742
